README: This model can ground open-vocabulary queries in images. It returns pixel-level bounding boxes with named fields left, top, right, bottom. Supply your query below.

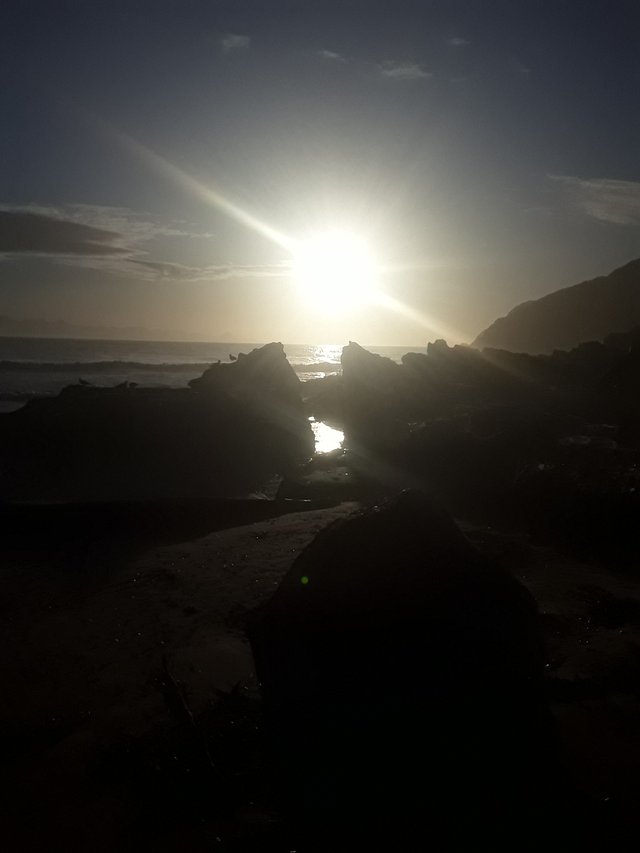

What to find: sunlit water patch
left=310, top=419, right=344, bottom=454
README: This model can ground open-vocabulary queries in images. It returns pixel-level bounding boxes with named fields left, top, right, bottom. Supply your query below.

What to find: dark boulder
left=302, top=373, right=344, bottom=426
left=341, top=341, right=412, bottom=449
left=190, top=341, right=300, bottom=401
left=0, top=343, right=313, bottom=501
left=248, top=491, right=560, bottom=849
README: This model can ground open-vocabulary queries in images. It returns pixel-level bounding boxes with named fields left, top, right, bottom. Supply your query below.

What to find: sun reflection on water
left=311, top=419, right=344, bottom=454
left=310, top=343, right=343, bottom=364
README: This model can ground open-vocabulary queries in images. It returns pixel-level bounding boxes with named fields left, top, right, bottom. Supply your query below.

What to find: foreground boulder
left=0, top=343, right=313, bottom=501
left=249, top=491, right=561, bottom=849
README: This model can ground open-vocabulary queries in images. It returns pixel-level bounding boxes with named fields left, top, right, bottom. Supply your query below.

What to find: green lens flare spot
left=300, top=575, right=310, bottom=585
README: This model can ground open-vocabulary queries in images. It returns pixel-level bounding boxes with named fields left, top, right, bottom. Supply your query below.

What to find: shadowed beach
left=1, top=339, right=639, bottom=850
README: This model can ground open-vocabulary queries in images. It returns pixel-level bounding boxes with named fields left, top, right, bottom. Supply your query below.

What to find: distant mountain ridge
left=472, top=259, right=640, bottom=354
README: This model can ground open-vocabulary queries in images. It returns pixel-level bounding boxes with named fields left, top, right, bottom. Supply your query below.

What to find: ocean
left=0, top=336, right=422, bottom=409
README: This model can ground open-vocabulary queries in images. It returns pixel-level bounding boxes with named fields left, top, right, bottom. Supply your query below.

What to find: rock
left=190, top=341, right=300, bottom=401
left=302, top=373, right=344, bottom=425
left=340, top=341, right=411, bottom=449
left=248, top=490, right=558, bottom=847
left=190, top=342, right=309, bottom=459
left=0, top=343, right=313, bottom=501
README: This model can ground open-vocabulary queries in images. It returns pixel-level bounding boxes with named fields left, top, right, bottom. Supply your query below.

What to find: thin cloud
left=130, top=259, right=289, bottom=282
left=317, top=49, right=346, bottom=63
left=220, top=33, right=251, bottom=53
left=54, top=252, right=290, bottom=284
left=551, top=175, right=640, bottom=225
left=0, top=204, right=195, bottom=255
left=60, top=204, right=191, bottom=241
left=447, top=37, right=470, bottom=47
left=0, top=202, right=290, bottom=282
left=379, top=61, right=432, bottom=81
left=0, top=209, right=126, bottom=257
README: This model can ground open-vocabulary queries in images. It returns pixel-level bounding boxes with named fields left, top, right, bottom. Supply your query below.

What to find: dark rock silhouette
left=340, top=341, right=412, bottom=449
left=300, top=372, right=343, bottom=428
left=473, top=258, right=640, bottom=354
left=304, top=335, right=640, bottom=558
left=336, top=338, right=580, bottom=461
left=249, top=491, right=560, bottom=849
left=190, top=341, right=300, bottom=399
left=0, top=342, right=312, bottom=501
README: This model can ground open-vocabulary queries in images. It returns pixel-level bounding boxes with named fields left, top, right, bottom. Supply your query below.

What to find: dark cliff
left=473, top=259, right=640, bottom=354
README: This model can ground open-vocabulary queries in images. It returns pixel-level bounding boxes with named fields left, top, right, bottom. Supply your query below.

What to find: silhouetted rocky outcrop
left=473, top=258, right=640, bottom=354
left=335, top=337, right=599, bottom=454
left=249, top=491, right=559, bottom=848
left=303, top=336, right=640, bottom=557
left=0, top=343, right=313, bottom=501
left=189, top=341, right=300, bottom=398
left=340, top=341, right=411, bottom=449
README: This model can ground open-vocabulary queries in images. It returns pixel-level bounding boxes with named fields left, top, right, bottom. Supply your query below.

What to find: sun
left=292, top=230, right=378, bottom=313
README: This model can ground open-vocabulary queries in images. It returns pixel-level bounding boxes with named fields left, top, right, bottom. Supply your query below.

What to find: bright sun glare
left=293, top=230, right=378, bottom=313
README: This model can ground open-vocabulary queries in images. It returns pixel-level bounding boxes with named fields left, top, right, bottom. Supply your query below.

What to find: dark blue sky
left=1, top=0, right=639, bottom=343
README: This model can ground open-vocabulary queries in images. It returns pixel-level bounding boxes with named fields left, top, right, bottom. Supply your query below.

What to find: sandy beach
left=1, top=501, right=357, bottom=850
left=1, top=492, right=638, bottom=850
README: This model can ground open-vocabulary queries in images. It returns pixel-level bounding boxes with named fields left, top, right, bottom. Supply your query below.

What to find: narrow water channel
left=310, top=419, right=344, bottom=454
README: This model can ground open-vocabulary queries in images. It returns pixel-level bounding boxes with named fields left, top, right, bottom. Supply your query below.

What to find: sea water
left=0, top=337, right=425, bottom=450
left=0, top=337, right=421, bottom=395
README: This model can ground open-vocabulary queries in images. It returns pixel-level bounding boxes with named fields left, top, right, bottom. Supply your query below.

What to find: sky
left=1, top=0, right=639, bottom=345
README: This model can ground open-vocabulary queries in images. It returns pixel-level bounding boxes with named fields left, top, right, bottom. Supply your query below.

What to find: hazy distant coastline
left=473, top=258, right=640, bottom=353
